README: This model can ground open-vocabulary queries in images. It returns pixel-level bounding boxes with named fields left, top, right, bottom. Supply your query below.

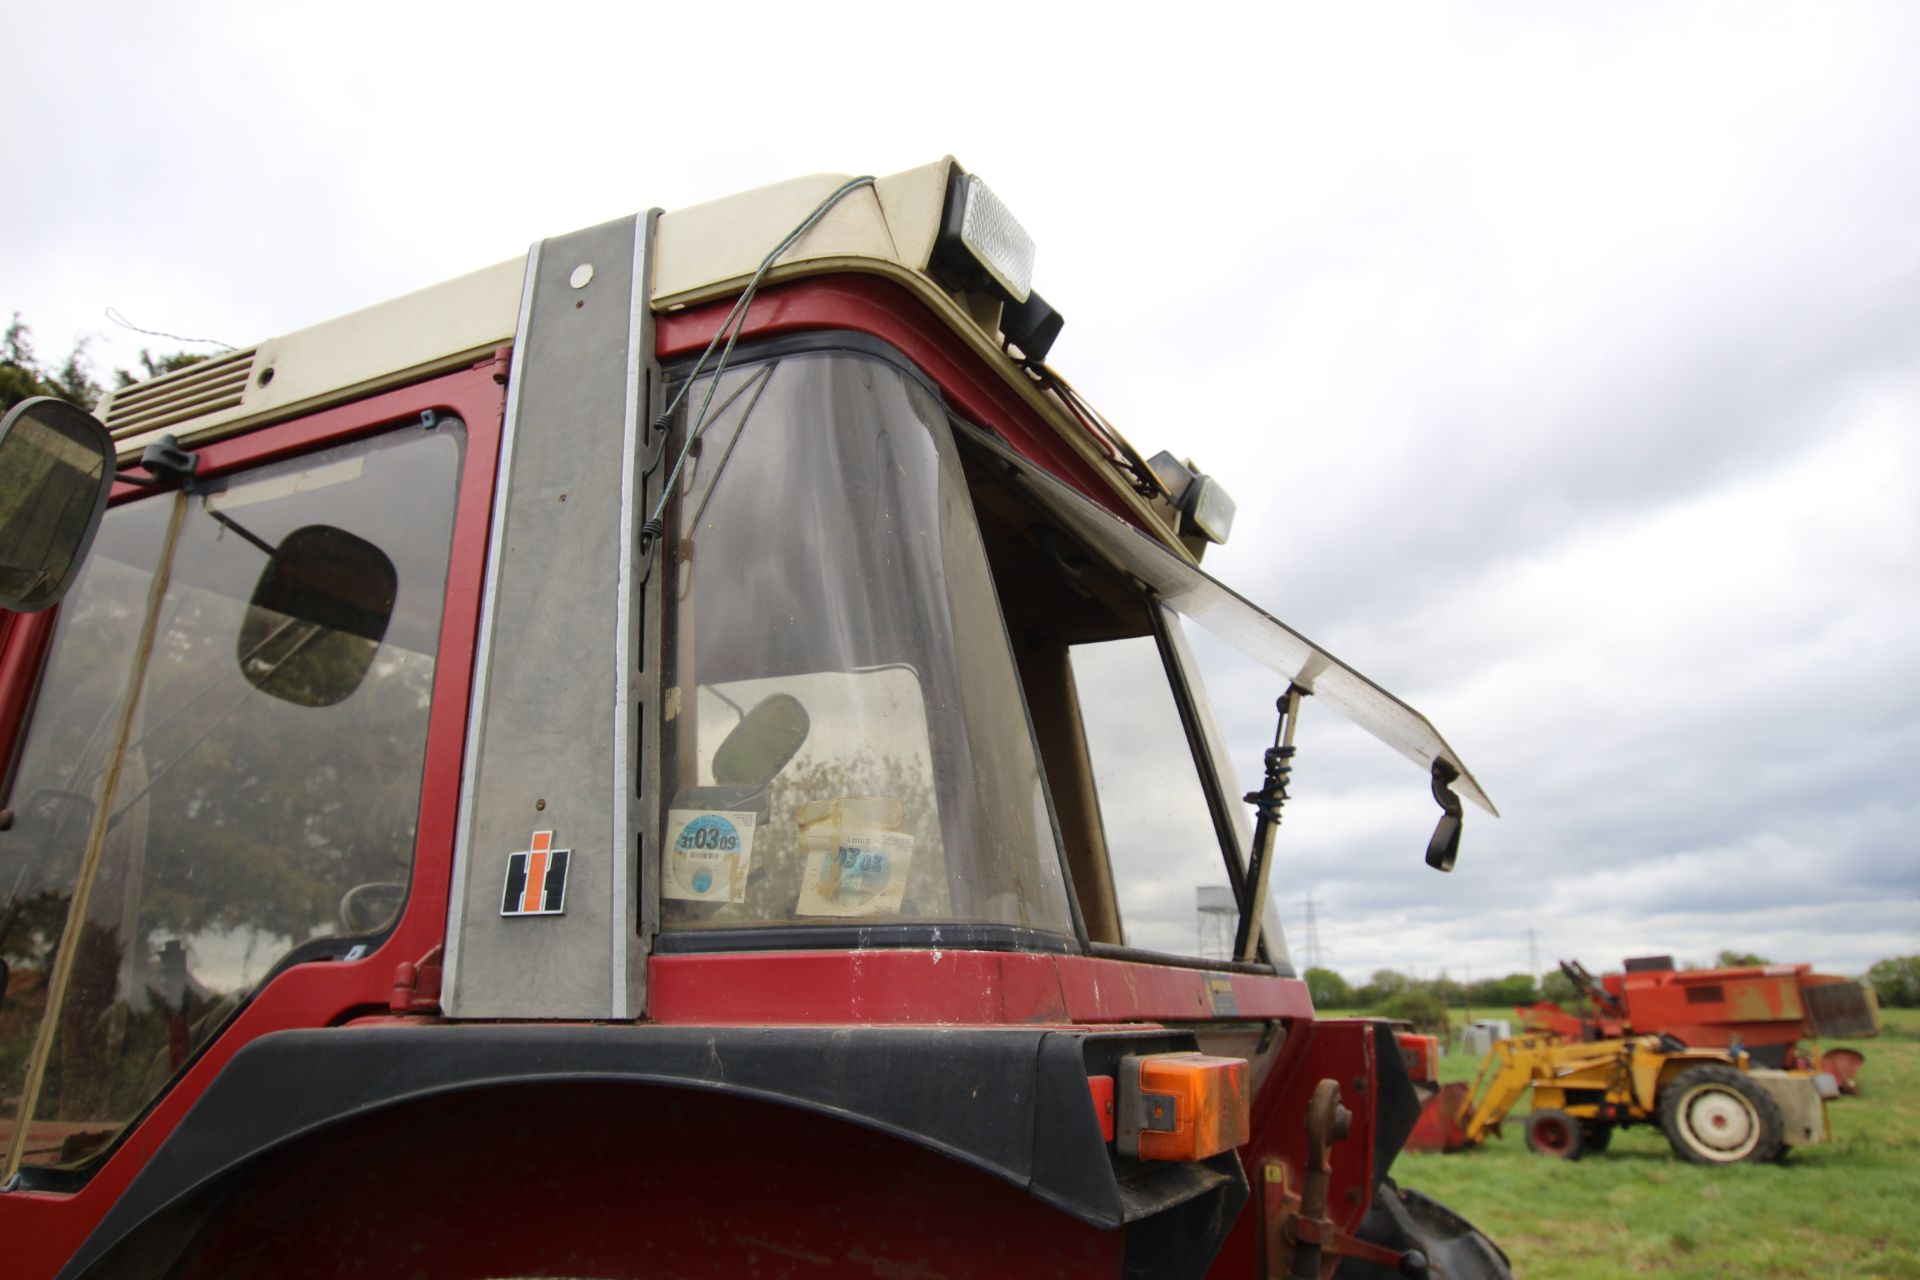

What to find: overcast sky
left=6, top=3, right=1915, bottom=982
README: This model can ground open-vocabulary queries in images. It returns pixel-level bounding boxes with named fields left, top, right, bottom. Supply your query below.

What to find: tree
left=1304, top=967, right=1353, bottom=1009
left=1378, top=987, right=1446, bottom=1035
left=1467, top=973, right=1542, bottom=1009
left=1867, top=956, right=1920, bottom=1009
left=1540, top=967, right=1590, bottom=1015
left=116, top=348, right=207, bottom=388
left=3, top=313, right=205, bottom=414
left=2, top=314, right=102, bottom=411
left=1354, top=968, right=1414, bottom=1007
left=1715, top=950, right=1770, bottom=969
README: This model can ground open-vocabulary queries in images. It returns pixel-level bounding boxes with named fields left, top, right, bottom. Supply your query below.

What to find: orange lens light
left=1087, top=1074, right=1117, bottom=1142
left=1117, top=1052, right=1251, bottom=1162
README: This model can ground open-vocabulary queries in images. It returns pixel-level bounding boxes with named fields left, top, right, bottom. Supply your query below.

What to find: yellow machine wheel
left=1524, top=1109, right=1584, bottom=1160
left=1659, top=1065, right=1785, bottom=1164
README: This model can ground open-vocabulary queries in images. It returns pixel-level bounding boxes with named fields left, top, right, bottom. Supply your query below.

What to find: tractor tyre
left=1524, top=1109, right=1584, bottom=1160
left=1579, top=1121, right=1613, bottom=1154
left=1659, top=1065, right=1785, bottom=1165
left=1346, top=1179, right=1512, bottom=1279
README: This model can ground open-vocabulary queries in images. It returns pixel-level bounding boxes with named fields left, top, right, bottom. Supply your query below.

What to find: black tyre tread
left=1345, top=1179, right=1513, bottom=1278
left=1524, top=1108, right=1585, bottom=1160
left=1659, top=1064, right=1785, bottom=1164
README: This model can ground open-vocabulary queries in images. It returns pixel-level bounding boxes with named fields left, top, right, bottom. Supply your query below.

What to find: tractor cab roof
left=95, top=159, right=1177, bottom=548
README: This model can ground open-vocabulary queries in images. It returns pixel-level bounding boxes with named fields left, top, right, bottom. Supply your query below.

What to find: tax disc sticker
left=664, top=809, right=756, bottom=903
left=796, top=829, right=915, bottom=917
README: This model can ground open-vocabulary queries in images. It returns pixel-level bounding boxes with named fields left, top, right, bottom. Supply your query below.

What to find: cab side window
left=960, top=440, right=1249, bottom=964
left=0, top=421, right=462, bottom=1176
left=1069, top=634, right=1239, bottom=957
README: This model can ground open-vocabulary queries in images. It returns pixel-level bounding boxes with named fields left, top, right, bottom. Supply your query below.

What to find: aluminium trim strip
left=440, top=241, right=543, bottom=1011
left=610, top=212, right=654, bottom=1020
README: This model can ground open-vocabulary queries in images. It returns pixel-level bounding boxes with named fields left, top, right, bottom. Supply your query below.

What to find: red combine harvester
left=1523, top=957, right=1881, bottom=1090
left=0, top=161, right=1509, bottom=1277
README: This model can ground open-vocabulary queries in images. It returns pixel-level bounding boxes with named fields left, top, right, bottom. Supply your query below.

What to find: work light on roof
left=958, top=176, right=1034, bottom=302
left=1147, top=450, right=1237, bottom=545
left=934, top=170, right=1035, bottom=304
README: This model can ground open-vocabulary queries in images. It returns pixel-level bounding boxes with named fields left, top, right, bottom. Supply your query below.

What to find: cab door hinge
left=390, top=945, right=445, bottom=1015
left=484, top=344, right=513, bottom=385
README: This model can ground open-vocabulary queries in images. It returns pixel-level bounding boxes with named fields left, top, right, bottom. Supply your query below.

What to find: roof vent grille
left=101, top=348, right=259, bottom=441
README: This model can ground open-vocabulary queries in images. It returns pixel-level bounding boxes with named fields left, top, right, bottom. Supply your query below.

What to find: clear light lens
left=960, top=175, right=1035, bottom=303
left=1187, top=475, right=1237, bottom=545
left=1147, top=449, right=1195, bottom=501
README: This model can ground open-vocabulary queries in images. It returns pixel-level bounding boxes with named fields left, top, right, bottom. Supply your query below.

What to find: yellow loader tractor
left=1412, top=1034, right=1833, bottom=1164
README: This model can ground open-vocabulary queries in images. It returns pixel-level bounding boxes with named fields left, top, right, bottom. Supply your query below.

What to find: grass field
left=1363, top=1007, right=1920, bottom=1278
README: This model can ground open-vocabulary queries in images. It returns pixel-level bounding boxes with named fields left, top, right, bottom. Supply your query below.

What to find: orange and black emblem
left=501, top=830, right=570, bottom=916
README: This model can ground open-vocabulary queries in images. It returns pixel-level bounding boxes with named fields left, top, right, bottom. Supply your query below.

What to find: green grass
left=1358, top=1006, right=1920, bottom=1278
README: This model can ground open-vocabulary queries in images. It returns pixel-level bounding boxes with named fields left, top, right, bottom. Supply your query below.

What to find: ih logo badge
left=501, top=830, right=570, bottom=917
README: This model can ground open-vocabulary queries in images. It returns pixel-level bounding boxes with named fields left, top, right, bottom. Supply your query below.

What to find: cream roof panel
left=97, top=160, right=974, bottom=459
left=872, top=159, right=956, bottom=273
left=101, top=257, right=526, bottom=458
left=652, top=160, right=955, bottom=306
left=89, top=159, right=1173, bottom=547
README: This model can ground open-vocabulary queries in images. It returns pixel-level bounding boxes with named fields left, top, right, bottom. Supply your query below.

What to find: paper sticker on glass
left=664, top=809, right=757, bottom=903
left=796, top=830, right=916, bottom=917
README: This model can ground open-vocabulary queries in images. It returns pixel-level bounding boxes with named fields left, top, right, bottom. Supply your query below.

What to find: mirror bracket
left=118, top=434, right=200, bottom=489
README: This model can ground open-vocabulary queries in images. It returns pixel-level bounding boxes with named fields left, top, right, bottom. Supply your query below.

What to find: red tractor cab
left=0, top=161, right=1507, bottom=1278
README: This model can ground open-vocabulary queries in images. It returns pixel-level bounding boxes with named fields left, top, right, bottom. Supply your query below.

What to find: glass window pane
left=4, top=422, right=462, bottom=1171
left=660, top=350, right=1070, bottom=935
left=1169, top=615, right=1292, bottom=971
left=1071, top=636, right=1236, bottom=960
left=0, top=502, right=172, bottom=1161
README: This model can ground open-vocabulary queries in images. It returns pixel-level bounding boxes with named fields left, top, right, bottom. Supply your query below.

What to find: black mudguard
left=58, top=1024, right=1246, bottom=1280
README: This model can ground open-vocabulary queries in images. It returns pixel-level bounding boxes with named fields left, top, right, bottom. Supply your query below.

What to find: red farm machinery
left=0, top=160, right=1509, bottom=1278
left=1524, top=956, right=1881, bottom=1091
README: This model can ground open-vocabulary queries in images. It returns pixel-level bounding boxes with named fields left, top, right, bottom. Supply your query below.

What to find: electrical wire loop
left=640, top=176, right=877, bottom=559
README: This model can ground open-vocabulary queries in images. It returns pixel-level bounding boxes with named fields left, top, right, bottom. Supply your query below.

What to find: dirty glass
left=0, top=501, right=170, bottom=1164
left=0, top=421, right=461, bottom=1172
left=660, top=350, right=1071, bottom=935
left=1070, top=635, right=1240, bottom=959
left=1164, top=614, right=1291, bottom=971
left=953, top=422, right=1493, bottom=817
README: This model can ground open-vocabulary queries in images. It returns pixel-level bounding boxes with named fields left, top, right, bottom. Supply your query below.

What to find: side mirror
left=711, top=693, right=810, bottom=789
left=1425, top=757, right=1464, bottom=872
left=0, top=397, right=116, bottom=612
left=1425, top=811, right=1462, bottom=873
left=238, top=525, right=397, bottom=707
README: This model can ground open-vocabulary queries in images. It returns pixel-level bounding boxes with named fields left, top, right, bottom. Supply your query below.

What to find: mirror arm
left=206, top=509, right=277, bottom=557
left=1235, top=685, right=1305, bottom=964
left=117, top=434, right=200, bottom=489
